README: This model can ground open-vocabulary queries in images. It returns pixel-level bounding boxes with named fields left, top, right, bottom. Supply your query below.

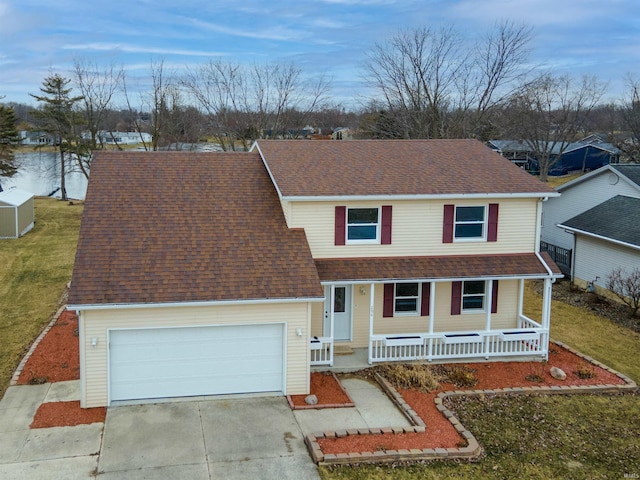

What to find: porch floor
left=311, top=347, right=549, bottom=373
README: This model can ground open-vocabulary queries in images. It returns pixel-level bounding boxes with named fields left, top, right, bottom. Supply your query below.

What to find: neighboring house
left=68, top=140, right=561, bottom=408
left=488, top=137, right=620, bottom=175
left=94, top=131, right=153, bottom=145
left=557, top=195, right=640, bottom=293
left=19, top=131, right=56, bottom=146
left=0, top=187, right=35, bottom=239
left=541, top=164, right=640, bottom=273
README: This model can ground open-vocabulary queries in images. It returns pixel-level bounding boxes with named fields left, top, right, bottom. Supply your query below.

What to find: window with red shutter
left=334, top=206, right=346, bottom=245
left=443, top=204, right=454, bottom=243
left=381, top=205, right=392, bottom=244
left=383, top=284, right=394, bottom=317
left=488, top=203, right=499, bottom=242
left=451, top=281, right=462, bottom=315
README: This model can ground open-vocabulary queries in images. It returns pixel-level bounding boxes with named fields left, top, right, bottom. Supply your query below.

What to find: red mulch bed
left=31, top=401, right=106, bottom=429
left=317, top=345, right=626, bottom=455
left=17, top=310, right=80, bottom=385
left=289, top=372, right=353, bottom=408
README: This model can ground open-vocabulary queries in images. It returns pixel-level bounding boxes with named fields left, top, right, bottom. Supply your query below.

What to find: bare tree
left=183, top=60, right=330, bottom=150
left=364, top=26, right=465, bottom=139
left=72, top=58, right=123, bottom=177
left=453, top=21, right=534, bottom=139
left=363, top=23, right=534, bottom=140
left=607, top=267, right=640, bottom=317
left=619, top=77, right=640, bottom=161
left=503, top=74, right=607, bottom=181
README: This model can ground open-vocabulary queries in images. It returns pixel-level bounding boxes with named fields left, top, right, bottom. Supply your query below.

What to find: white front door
left=324, top=285, right=352, bottom=341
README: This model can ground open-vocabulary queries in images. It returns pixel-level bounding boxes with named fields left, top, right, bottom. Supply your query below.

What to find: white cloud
left=61, top=43, right=225, bottom=57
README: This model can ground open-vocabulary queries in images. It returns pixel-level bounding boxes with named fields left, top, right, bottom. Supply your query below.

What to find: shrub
left=441, top=365, right=478, bottom=388
left=378, top=363, right=440, bottom=392
left=574, top=365, right=596, bottom=379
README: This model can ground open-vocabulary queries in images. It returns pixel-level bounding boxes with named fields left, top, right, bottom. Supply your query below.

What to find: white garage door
left=109, top=323, right=284, bottom=402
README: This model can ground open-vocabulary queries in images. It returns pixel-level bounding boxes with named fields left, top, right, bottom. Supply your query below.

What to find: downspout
left=368, top=283, right=374, bottom=365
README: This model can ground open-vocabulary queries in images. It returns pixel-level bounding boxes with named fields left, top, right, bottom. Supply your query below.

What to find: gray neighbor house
left=541, top=164, right=640, bottom=294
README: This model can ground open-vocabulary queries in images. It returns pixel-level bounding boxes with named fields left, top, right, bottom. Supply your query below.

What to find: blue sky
left=0, top=0, right=638, bottom=109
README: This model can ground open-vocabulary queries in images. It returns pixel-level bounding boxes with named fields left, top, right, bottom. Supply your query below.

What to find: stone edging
left=10, top=304, right=67, bottom=386
left=304, top=342, right=637, bottom=466
left=287, top=372, right=355, bottom=410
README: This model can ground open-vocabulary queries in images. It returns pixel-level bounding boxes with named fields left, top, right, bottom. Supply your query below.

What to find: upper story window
left=462, top=280, right=486, bottom=312
left=443, top=203, right=499, bottom=243
left=347, top=207, right=380, bottom=243
left=394, top=282, right=419, bottom=315
left=455, top=206, right=486, bottom=240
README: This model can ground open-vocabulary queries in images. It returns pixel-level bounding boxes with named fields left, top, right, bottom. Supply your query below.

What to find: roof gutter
left=282, top=192, right=559, bottom=202
left=68, top=295, right=325, bottom=312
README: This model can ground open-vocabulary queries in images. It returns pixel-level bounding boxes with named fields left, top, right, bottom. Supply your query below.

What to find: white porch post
left=541, top=277, right=552, bottom=359
left=518, top=278, right=525, bottom=326
left=484, top=279, right=493, bottom=359
left=368, top=283, right=374, bottom=364
left=428, top=281, right=435, bottom=361
left=330, top=284, right=335, bottom=366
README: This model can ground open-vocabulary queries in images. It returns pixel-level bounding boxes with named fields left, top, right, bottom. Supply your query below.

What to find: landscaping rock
left=550, top=366, right=567, bottom=380
left=305, top=394, right=318, bottom=405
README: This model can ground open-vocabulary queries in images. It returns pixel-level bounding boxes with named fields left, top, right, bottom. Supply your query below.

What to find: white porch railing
left=310, top=316, right=548, bottom=366
left=310, top=336, right=333, bottom=366
left=370, top=320, right=547, bottom=364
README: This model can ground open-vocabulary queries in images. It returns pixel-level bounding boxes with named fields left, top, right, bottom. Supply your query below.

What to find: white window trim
left=394, top=282, right=420, bottom=316
left=461, top=280, right=487, bottom=313
left=346, top=207, right=380, bottom=244
left=453, top=205, right=487, bottom=242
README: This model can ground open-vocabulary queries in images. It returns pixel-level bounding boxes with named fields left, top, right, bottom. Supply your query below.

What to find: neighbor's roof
left=69, top=151, right=323, bottom=307
left=253, top=139, right=556, bottom=199
left=558, top=195, right=640, bottom=249
left=556, top=163, right=640, bottom=192
left=315, top=252, right=562, bottom=282
left=0, top=187, right=34, bottom=206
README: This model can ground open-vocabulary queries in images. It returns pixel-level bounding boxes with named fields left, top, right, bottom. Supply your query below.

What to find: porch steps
left=334, top=345, right=354, bottom=355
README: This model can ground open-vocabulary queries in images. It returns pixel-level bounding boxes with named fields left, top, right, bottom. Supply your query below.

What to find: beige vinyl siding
left=280, top=198, right=292, bottom=226
left=80, top=302, right=313, bottom=408
left=310, top=281, right=520, bottom=349
left=288, top=198, right=539, bottom=258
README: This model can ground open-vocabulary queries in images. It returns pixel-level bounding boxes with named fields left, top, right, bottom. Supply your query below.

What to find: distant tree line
left=2, top=20, right=640, bottom=187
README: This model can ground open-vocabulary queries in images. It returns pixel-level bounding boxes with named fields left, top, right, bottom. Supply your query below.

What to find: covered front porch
left=309, top=253, right=561, bottom=367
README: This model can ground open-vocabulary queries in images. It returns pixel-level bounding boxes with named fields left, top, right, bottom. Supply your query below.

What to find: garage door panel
left=109, top=324, right=284, bottom=402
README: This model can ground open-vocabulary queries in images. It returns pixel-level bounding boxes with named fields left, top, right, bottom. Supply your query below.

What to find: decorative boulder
left=550, top=366, right=567, bottom=380
left=305, top=394, right=318, bottom=405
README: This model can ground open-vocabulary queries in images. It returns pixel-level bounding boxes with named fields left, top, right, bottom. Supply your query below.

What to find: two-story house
left=68, top=140, right=561, bottom=408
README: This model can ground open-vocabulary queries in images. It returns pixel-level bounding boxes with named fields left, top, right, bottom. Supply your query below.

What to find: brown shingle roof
left=255, top=139, right=557, bottom=198
left=315, top=253, right=561, bottom=282
left=69, top=151, right=323, bottom=306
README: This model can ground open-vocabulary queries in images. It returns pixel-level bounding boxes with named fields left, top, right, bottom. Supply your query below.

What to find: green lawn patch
left=0, top=198, right=83, bottom=399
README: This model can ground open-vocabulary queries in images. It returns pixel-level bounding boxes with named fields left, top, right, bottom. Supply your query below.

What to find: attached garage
left=109, top=323, right=285, bottom=402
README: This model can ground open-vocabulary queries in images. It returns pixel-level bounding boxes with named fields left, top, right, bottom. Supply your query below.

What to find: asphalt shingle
left=559, top=195, right=640, bottom=248
left=255, top=139, right=556, bottom=198
left=69, top=151, right=323, bottom=306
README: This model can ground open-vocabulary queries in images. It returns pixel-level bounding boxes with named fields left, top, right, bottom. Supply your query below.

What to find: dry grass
left=545, top=172, right=583, bottom=188
left=376, top=363, right=440, bottom=392
left=0, top=198, right=83, bottom=399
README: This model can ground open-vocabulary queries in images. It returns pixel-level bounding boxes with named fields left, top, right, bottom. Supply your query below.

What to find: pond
left=0, top=151, right=88, bottom=200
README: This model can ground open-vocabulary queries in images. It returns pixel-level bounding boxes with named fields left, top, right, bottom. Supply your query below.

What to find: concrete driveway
left=99, top=396, right=319, bottom=479
left=0, top=377, right=408, bottom=479
left=0, top=384, right=319, bottom=480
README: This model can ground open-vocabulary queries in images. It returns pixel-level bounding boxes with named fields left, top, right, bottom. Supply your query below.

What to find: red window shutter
left=420, top=282, right=430, bottom=316
left=334, top=206, right=346, bottom=245
left=487, top=203, right=499, bottom=242
left=381, top=205, right=392, bottom=244
left=443, top=204, right=454, bottom=243
left=491, top=280, right=499, bottom=314
left=451, top=281, right=462, bottom=315
left=383, top=284, right=394, bottom=318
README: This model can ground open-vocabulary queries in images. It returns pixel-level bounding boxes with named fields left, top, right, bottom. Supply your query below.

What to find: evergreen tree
left=30, top=74, right=83, bottom=200
left=0, top=104, right=20, bottom=179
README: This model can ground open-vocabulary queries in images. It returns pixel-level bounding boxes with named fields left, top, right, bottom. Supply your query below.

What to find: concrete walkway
left=0, top=376, right=408, bottom=479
